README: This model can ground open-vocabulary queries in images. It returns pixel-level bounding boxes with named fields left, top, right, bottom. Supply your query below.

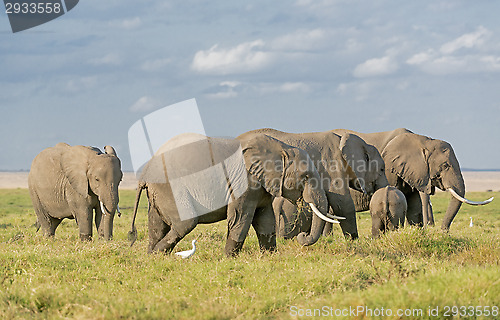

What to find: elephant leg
left=76, top=209, right=94, bottom=241
left=371, top=215, right=383, bottom=238
left=252, top=204, right=276, bottom=252
left=327, top=192, right=358, bottom=240
left=225, top=199, right=258, bottom=257
left=95, top=206, right=104, bottom=238
left=152, top=218, right=197, bottom=254
left=148, top=205, right=170, bottom=253
left=31, top=195, right=60, bottom=237
left=406, top=191, right=423, bottom=227
left=322, top=222, right=333, bottom=237
left=427, top=199, right=435, bottom=226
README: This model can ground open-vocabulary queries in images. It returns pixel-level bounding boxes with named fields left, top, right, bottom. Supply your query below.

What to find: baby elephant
left=369, top=186, right=407, bottom=238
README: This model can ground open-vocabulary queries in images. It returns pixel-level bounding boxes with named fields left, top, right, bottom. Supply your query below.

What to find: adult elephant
left=29, top=143, right=123, bottom=241
left=129, top=133, right=338, bottom=257
left=332, top=128, right=493, bottom=230
left=238, top=129, right=389, bottom=242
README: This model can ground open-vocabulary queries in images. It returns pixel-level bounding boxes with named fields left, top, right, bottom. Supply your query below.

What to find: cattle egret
left=175, top=239, right=197, bottom=259
left=469, top=217, right=473, bottom=227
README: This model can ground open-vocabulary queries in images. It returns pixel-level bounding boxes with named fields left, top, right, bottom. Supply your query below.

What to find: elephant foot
left=256, top=233, right=276, bottom=252
left=344, top=232, right=359, bottom=240
left=225, top=237, right=245, bottom=257
left=80, top=233, right=92, bottom=242
left=33, top=220, right=41, bottom=232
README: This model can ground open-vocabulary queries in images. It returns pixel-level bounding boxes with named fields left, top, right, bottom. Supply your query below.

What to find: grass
left=0, top=189, right=499, bottom=319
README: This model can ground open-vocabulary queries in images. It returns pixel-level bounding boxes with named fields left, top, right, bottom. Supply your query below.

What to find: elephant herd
left=28, top=128, right=493, bottom=257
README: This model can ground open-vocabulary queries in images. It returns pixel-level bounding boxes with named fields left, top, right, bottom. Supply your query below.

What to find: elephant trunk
left=296, top=205, right=326, bottom=246
left=441, top=175, right=465, bottom=230
left=98, top=191, right=119, bottom=240
left=296, top=182, right=329, bottom=246
left=99, top=209, right=115, bottom=240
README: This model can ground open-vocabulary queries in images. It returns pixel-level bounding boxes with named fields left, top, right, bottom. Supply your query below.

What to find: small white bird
left=175, top=239, right=197, bottom=259
left=469, top=217, right=473, bottom=227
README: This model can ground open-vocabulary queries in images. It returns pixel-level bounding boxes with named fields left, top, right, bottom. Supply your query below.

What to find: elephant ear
left=104, top=145, right=117, bottom=157
left=241, top=134, right=292, bottom=198
left=381, top=133, right=431, bottom=193
left=61, top=146, right=90, bottom=197
left=339, top=133, right=370, bottom=184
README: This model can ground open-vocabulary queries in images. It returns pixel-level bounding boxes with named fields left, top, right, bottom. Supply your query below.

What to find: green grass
left=0, top=189, right=499, bottom=319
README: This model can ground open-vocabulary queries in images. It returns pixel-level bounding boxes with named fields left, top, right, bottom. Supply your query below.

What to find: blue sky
left=1, top=0, right=500, bottom=170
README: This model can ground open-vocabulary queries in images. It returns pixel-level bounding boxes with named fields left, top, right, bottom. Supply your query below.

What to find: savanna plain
left=0, top=187, right=499, bottom=319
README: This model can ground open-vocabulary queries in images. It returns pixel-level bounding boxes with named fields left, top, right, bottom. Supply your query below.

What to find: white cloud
left=65, top=76, right=98, bottom=93
left=140, top=58, right=171, bottom=72
left=205, top=82, right=241, bottom=99
left=205, top=81, right=242, bottom=99
left=191, top=40, right=272, bottom=74
left=335, top=81, right=377, bottom=102
left=110, top=17, right=142, bottom=30
left=89, top=53, right=122, bottom=66
left=407, top=50, right=435, bottom=65
left=272, top=29, right=328, bottom=51
left=440, top=26, right=491, bottom=54
left=129, top=96, right=161, bottom=112
left=407, top=27, right=500, bottom=75
left=279, top=82, right=311, bottom=93
left=253, top=82, right=312, bottom=95
left=353, top=56, right=398, bottom=78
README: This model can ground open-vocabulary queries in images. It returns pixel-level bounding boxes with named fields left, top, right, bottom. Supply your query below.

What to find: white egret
left=175, top=239, right=197, bottom=259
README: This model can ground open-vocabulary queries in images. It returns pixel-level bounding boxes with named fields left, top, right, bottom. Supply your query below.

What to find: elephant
left=369, top=186, right=406, bottom=238
left=238, top=129, right=389, bottom=243
left=28, top=143, right=123, bottom=241
left=332, top=128, right=493, bottom=230
left=128, top=132, right=339, bottom=257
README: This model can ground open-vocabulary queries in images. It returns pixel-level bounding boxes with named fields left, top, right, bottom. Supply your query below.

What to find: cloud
left=129, top=96, right=161, bottom=112
left=110, top=17, right=142, bottom=30
left=205, top=81, right=241, bottom=99
left=407, top=26, right=500, bottom=75
left=191, top=40, right=272, bottom=74
left=440, top=26, right=491, bottom=54
left=140, top=58, right=171, bottom=72
left=65, top=76, right=98, bottom=93
left=406, top=49, right=435, bottom=65
left=353, top=56, right=398, bottom=78
left=279, top=82, right=311, bottom=93
left=89, top=53, right=122, bottom=66
left=271, top=29, right=328, bottom=51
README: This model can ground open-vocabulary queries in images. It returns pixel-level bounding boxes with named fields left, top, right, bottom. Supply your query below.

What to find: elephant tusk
left=100, top=201, right=108, bottom=216
left=117, top=205, right=121, bottom=217
left=448, top=188, right=494, bottom=206
left=308, top=203, right=342, bottom=224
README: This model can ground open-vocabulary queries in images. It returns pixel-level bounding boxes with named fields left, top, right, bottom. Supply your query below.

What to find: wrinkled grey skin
left=129, top=133, right=329, bottom=257
left=369, top=186, right=407, bottom=238
left=29, top=143, right=122, bottom=241
left=332, top=128, right=475, bottom=230
left=239, top=129, right=388, bottom=243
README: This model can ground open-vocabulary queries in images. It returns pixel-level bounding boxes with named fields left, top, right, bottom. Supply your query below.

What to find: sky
left=1, top=0, right=500, bottom=171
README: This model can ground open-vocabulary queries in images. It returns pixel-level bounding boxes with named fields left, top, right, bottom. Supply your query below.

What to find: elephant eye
left=95, top=177, right=100, bottom=181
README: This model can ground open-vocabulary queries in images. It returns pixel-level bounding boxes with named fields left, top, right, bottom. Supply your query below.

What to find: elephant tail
left=128, top=181, right=146, bottom=247
left=383, top=186, right=390, bottom=224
